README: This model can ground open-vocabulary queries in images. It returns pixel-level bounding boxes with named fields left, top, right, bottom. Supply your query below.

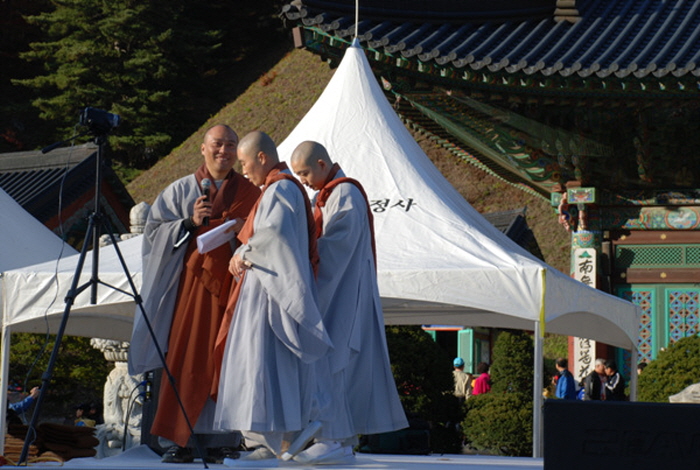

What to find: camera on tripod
left=79, top=107, right=120, bottom=135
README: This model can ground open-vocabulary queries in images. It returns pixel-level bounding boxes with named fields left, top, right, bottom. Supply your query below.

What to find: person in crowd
left=212, top=131, right=332, bottom=465
left=582, top=358, right=607, bottom=400
left=554, top=357, right=577, bottom=400
left=472, top=362, right=491, bottom=395
left=73, top=403, right=96, bottom=427
left=288, top=141, right=407, bottom=464
left=604, top=360, right=626, bottom=401
left=128, top=124, right=260, bottom=464
left=637, top=362, right=647, bottom=376
left=6, top=386, right=39, bottom=425
left=451, top=357, right=473, bottom=404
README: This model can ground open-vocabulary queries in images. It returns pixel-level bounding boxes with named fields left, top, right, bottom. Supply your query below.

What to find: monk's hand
left=192, top=195, right=212, bottom=226
left=229, top=254, right=251, bottom=277
left=224, top=218, right=244, bottom=234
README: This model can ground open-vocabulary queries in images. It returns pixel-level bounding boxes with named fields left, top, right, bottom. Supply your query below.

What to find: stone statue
left=91, top=339, right=145, bottom=458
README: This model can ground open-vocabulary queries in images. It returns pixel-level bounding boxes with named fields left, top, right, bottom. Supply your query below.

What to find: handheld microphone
left=201, top=178, right=211, bottom=226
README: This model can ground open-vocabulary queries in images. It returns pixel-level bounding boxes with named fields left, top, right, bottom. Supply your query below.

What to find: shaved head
left=290, top=140, right=334, bottom=191
left=290, top=141, right=332, bottom=167
left=236, top=131, right=279, bottom=186
left=238, top=131, right=279, bottom=165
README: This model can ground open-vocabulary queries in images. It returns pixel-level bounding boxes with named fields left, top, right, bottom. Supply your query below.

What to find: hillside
left=127, top=48, right=570, bottom=273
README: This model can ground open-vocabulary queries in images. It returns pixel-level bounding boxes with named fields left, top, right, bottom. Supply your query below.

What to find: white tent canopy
left=276, top=42, right=640, bottom=350
left=276, top=41, right=640, bottom=457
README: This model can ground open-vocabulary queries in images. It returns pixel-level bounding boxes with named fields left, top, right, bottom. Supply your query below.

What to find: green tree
left=13, top=0, right=236, bottom=168
left=490, top=330, right=534, bottom=394
left=0, top=0, right=50, bottom=153
left=463, top=330, right=534, bottom=456
left=638, top=335, right=700, bottom=402
left=384, top=326, right=463, bottom=453
left=9, top=333, right=111, bottom=421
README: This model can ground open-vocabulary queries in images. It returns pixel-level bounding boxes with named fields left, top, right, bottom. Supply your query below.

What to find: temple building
left=281, top=0, right=700, bottom=376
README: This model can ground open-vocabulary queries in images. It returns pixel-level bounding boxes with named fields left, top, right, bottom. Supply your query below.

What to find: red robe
left=150, top=165, right=260, bottom=447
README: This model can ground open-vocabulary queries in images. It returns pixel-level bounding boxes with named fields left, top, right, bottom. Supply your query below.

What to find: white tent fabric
left=0, top=187, right=78, bottom=272
left=276, top=42, right=640, bottom=349
left=0, top=187, right=79, bottom=444
left=2, top=235, right=142, bottom=340
left=276, top=41, right=640, bottom=458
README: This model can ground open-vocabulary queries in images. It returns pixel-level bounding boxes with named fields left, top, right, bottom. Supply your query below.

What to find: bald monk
left=212, top=131, right=332, bottom=465
left=289, top=141, right=407, bottom=465
left=128, top=125, right=260, bottom=463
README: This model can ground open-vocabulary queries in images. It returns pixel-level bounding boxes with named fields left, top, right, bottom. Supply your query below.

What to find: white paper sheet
left=197, top=219, right=237, bottom=254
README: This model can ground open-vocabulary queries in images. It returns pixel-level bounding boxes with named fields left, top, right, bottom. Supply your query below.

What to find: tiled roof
left=0, top=143, right=134, bottom=233
left=482, top=208, right=543, bottom=260
left=283, top=0, right=700, bottom=79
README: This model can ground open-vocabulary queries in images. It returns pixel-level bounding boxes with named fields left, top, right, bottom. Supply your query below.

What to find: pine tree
left=13, top=0, right=226, bottom=168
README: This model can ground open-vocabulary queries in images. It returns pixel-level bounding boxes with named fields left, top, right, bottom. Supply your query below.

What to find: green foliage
left=462, top=330, right=534, bottom=456
left=638, top=335, right=700, bottom=402
left=384, top=326, right=463, bottom=452
left=14, top=0, right=203, bottom=167
left=9, top=333, right=111, bottom=420
left=463, top=393, right=533, bottom=456
left=490, top=330, right=534, bottom=395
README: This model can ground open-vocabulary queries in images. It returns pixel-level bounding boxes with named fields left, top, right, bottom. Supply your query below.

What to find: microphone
left=201, top=178, right=211, bottom=226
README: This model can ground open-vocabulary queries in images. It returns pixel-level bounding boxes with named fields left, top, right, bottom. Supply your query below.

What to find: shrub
left=638, top=335, right=700, bottom=402
left=463, top=392, right=533, bottom=456
left=462, top=329, right=534, bottom=456
left=384, top=325, right=463, bottom=453
left=490, top=330, right=534, bottom=394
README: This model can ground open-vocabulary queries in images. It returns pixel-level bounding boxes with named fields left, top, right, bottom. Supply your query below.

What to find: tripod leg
left=100, top=225, right=210, bottom=468
left=18, top=216, right=98, bottom=465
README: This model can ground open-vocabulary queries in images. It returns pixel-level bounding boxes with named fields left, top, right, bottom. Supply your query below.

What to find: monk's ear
left=317, top=159, right=327, bottom=171
left=257, top=151, right=267, bottom=165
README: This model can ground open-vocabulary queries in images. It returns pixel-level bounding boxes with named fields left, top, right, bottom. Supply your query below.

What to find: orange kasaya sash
left=313, top=163, right=377, bottom=269
left=210, top=162, right=318, bottom=399
left=190, top=164, right=261, bottom=304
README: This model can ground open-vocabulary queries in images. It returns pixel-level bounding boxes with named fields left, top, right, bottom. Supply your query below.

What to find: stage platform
left=17, top=445, right=544, bottom=469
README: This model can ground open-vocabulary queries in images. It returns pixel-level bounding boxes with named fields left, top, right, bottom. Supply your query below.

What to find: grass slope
left=127, top=48, right=570, bottom=273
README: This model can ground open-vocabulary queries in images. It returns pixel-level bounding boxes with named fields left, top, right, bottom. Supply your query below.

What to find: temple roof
left=0, top=143, right=135, bottom=244
left=283, top=0, right=700, bottom=80
left=282, top=0, right=700, bottom=200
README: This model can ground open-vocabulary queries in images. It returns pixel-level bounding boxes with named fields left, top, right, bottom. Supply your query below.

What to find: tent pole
left=0, top=321, right=11, bottom=455
left=630, top=347, right=638, bottom=401
left=533, top=320, right=543, bottom=458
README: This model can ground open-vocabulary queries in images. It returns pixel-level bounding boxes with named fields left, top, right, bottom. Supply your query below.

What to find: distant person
left=637, top=362, right=647, bottom=376
left=87, top=402, right=104, bottom=426
left=472, top=362, right=491, bottom=396
left=554, top=358, right=577, bottom=400
left=74, top=403, right=97, bottom=427
left=6, top=386, right=39, bottom=425
left=582, top=358, right=607, bottom=400
left=604, top=360, right=626, bottom=401
left=452, top=357, right=473, bottom=403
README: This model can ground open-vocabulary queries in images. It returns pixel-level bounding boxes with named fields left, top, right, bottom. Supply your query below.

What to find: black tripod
left=19, top=122, right=208, bottom=467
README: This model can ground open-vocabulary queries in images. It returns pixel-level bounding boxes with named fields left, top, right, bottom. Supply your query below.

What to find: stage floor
left=22, top=445, right=544, bottom=469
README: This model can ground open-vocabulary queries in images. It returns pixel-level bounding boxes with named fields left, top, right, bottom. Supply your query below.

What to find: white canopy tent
left=0, top=187, right=78, bottom=445
left=275, top=41, right=641, bottom=456
left=0, top=233, right=141, bottom=440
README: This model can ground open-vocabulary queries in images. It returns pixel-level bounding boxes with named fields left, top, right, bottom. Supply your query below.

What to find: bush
left=490, top=330, right=534, bottom=394
left=384, top=326, right=463, bottom=453
left=463, top=392, right=533, bottom=456
left=638, top=335, right=700, bottom=402
left=462, top=330, right=534, bottom=456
